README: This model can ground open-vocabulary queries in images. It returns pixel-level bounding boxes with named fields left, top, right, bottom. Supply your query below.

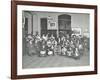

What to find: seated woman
left=39, top=39, right=47, bottom=56
left=47, top=39, right=52, bottom=47
left=61, top=46, right=67, bottom=56
left=70, top=40, right=75, bottom=49
left=66, top=47, right=73, bottom=57
left=51, top=39, right=57, bottom=48
left=42, top=34, right=48, bottom=41
left=47, top=47, right=54, bottom=56
left=50, top=34, right=55, bottom=41
left=39, top=44, right=47, bottom=57
left=46, top=39, right=54, bottom=56
left=25, top=34, right=36, bottom=56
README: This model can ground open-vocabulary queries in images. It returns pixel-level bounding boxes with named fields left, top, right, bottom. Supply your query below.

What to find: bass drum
left=47, top=49, right=54, bottom=56
left=39, top=50, right=46, bottom=57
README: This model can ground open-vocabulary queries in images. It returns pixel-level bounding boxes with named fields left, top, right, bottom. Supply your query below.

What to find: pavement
left=22, top=51, right=89, bottom=69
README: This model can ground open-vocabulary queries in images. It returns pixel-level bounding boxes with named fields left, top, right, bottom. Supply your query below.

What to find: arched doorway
left=58, top=14, right=72, bottom=37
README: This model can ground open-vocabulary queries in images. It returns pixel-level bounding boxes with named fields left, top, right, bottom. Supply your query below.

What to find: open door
left=40, top=18, right=47, bottom=36
left=58, top=14, right=72, bottom=36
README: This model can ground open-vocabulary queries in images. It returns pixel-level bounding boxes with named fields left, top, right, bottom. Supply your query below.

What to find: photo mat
left=18, top=5, right=94, bottom=75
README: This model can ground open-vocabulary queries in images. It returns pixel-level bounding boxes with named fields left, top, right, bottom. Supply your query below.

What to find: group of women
left=25, top=32, right=89, bottom=59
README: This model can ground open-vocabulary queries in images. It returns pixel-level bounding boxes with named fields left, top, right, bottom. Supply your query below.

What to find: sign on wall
left=72, top=27, right=81, bottom=35
left=47, top=16, right=57, bottom=30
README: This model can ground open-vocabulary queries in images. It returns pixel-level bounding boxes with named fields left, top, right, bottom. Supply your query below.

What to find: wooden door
left=40, top=18, right=47, bottom=36
left=58, top=14, right=72, bottom=36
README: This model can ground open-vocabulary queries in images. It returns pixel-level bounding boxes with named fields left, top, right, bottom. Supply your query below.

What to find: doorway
left=58, top=14, right=72, bottom=36
left=40, top=18, right=57, bottom=38
left=40, top=18, right=47, bottom=36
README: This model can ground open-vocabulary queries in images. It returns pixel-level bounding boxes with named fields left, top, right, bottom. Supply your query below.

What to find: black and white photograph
left=22, top=11, right=90, bottom=69
left=11, top=1, right=97, bottom=79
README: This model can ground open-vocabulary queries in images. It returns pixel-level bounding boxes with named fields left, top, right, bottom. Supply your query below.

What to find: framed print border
left=11, top=1, right=97, bottom=79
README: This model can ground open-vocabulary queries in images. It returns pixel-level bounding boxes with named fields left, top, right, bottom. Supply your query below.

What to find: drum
left=40, top=50, right=46, bottom=57
left=47, top=50, right=54, bottom=56
left=67, top=51, right=72, bottom=57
